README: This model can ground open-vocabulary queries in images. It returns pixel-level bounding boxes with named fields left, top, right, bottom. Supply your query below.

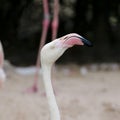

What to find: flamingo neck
left=41, top=64, right=60, bottom=120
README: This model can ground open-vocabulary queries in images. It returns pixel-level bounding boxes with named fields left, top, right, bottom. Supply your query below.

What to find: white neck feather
left=41, top=64, right=60, bottom=120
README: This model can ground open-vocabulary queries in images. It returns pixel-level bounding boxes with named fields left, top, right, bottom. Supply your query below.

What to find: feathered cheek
left=55, top=41, right=65, bottom=48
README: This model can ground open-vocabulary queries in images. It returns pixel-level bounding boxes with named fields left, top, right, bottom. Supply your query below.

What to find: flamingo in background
left=25, top=0, right=59, bottom=93
left=41, top=33, right=92, bottom=120
left=0, top=41, right=6, bottom=88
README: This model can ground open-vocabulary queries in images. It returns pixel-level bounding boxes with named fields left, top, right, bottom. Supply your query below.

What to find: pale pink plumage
left=0, top=41, right=6, bottom=88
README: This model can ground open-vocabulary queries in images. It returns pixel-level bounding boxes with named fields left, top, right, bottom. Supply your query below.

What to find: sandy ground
left=0, top=63, right=120, bottom=120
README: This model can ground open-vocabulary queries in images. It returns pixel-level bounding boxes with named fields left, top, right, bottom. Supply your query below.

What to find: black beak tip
left=84, top=41, right=93, bottom=47
left=80, top=37, right=93, bottom=47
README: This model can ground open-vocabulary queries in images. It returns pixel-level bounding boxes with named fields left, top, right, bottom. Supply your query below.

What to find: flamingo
left=41, top=33, right=92, bottom=120
left=0, top=41, right=6, bottom=88
left=25, top=0, right=59, bottom=93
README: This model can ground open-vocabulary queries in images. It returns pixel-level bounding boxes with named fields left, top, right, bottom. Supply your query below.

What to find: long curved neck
left=41, top=64, right=60, bottom=120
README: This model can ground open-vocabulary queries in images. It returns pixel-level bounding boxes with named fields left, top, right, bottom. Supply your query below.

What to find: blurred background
left=0, top=1, right=120, bottom=120
left=0, top=0, right=120, bottom=66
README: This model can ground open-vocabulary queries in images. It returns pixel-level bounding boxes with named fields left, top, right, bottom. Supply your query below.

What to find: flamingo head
left=41, top=33, right=92, bottom=65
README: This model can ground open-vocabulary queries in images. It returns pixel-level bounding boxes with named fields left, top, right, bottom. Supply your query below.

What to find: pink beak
left=65, top=35, right=93, bottom=47
left=69, top=35, right=93, bottom=47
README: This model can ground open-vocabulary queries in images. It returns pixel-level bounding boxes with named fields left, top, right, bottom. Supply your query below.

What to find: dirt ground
left=0, top=63, right=120, bottom=120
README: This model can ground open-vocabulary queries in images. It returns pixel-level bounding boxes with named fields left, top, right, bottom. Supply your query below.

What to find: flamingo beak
left=79, top=36, right=93, bottom=47
left=66, top=35, right=93, bottom=47
left=62, top=34, right=93, bottom=48
left=78, top=36, right=93, bottom=47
